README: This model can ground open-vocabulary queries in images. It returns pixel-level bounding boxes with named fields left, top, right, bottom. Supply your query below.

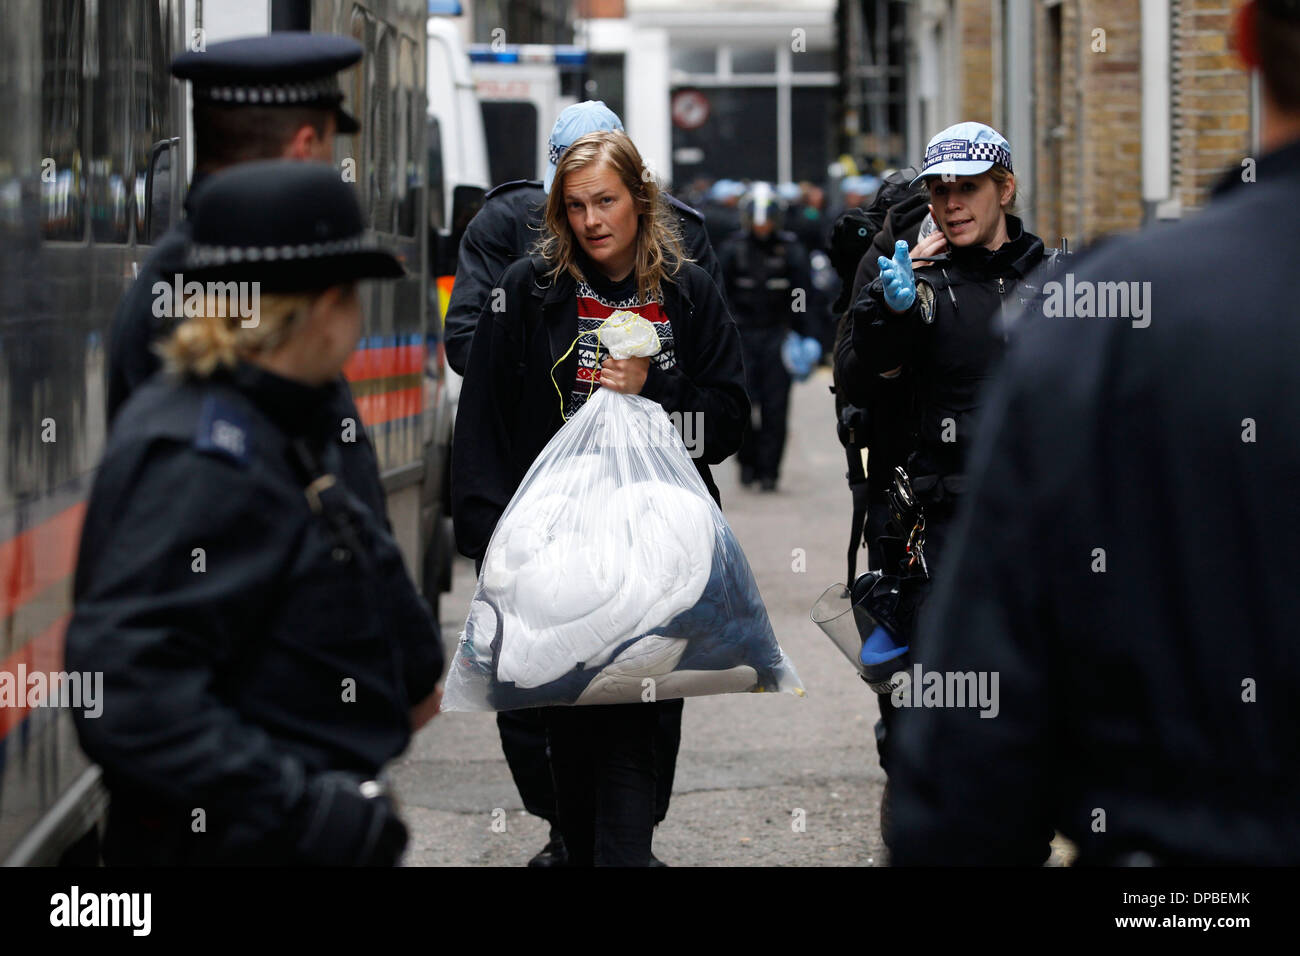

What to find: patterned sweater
left=566, top=265, right=677, bottom=419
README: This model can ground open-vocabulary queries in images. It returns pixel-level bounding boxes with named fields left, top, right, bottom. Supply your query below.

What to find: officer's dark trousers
left=497, top=700, right=682, bottom=828
left=737, top=329, right=792, bottom=483
left=545, top=701, right=667, bottom=866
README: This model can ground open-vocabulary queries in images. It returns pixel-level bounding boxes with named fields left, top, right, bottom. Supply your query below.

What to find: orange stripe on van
left=342, top=343, right=426, bottom=383
left=0, top=503, right=85, bottom=622
left=353, top=386, right=423, bottom=427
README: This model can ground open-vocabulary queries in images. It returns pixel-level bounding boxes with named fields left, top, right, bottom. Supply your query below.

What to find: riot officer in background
left=719, top=182, right=813, bottom=492
left=106, top=33, right=363, bottom=426
left=67, top=162, right=444, bottom=866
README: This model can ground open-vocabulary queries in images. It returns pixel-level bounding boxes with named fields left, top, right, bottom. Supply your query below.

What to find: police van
left=0, top=0, right=453, bottom=865
left=468, top=43, right=589, bottom=187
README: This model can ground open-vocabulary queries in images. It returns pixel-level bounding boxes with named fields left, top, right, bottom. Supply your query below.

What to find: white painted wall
left=583, top=18, right=673, bottom=186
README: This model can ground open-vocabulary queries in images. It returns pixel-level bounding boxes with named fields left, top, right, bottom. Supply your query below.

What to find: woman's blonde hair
left=160, top=292, right=317, bottom=378
left=536, top=129, right=688, bottom=303
left=987, top=164, right=1018, bottom=212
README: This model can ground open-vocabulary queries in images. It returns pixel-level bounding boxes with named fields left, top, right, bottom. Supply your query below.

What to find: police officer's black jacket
left=849, top=214, right=1045, bottom=484
left=66, top=362, right=444, bottom=861
left=718, top=229, right=813, bottom=335
left=833, top=195, right=932, bottom=495
left=444, top=180, right=725, bottom=376
left=105, top=222, right=191, bottom=425
left=887, top=137, right=1300, bottom=865
left=451, top=250, right=749, bottom=561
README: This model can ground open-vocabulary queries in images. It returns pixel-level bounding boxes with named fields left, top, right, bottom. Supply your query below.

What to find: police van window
left=42, top=0, right=86, bottom=240
left=346, top=8, right=370, bottom=219
left=586, top=53, right=625, bottom=125
left=371, top=28, right=394, bottom=232
left=427, top=116, right=445, bottom=234
left=89, top=0, right=134, bottom=243
left=481, top=101, right=538, bottom=187
left=132, top=0, right=171, bottom=243
left=396, top=34, right=418, bottom=238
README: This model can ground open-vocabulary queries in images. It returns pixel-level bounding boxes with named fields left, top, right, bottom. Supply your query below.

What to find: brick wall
left=1174, top=0, right=1253, bottom=210
left=958, top=0, right=996, bottom=126
left=1008, top=0, right=1251, bottom=244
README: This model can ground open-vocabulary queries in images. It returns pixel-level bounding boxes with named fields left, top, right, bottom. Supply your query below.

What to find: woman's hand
left=600, top=356, right=650, bottom=394
left=911, top=217, right=949, bottom=268
left=411, top=684, right=442, bottom=731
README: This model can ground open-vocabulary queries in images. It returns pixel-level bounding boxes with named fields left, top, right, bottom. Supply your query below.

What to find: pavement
left=392, top=366, right=893, bottom=866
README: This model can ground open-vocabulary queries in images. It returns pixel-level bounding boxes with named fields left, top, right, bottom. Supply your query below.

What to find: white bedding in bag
left=476, top=312, right=718, bottom=690
left=484, top=475, right=714, bottom=689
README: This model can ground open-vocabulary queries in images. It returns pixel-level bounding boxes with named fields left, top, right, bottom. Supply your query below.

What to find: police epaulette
left=484, top=179, right=544, bottom=200
left=665, top=193, right=705, bottom=222
left=194, top=395, right=252, bottom=467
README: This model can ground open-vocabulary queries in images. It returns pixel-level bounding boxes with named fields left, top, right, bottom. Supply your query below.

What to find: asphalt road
left=392, top=367, right=889, bottom=866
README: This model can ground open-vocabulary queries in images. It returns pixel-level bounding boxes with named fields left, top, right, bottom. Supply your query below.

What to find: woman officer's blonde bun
left=160, top=292, right=317, bottom=378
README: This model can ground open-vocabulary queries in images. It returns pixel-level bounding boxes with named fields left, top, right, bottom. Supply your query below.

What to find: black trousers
left=544, top=701, right=669, bottom=867
left=497, top=698, right=682, bottom=829
left=737, top=329, right=792, bottom=483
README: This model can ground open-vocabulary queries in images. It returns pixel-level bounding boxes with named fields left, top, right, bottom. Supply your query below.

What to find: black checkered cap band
left=194, top=76, right=343, bottom=107
left=186, top=236, right=371, bottom=267
left=925, top=140, right=1013, bottom=174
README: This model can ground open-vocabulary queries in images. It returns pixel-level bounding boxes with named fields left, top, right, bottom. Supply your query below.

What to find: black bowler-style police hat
left=173, top=161, right=404, bottom=292
left=172, top=32, right=362, bottom=134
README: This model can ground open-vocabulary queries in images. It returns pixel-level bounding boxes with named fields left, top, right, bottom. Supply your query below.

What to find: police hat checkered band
left=548, top=140, right=565, bottom=166
left=187, top=235, right=371, bottom=267
left=924, top=139, right=1013, bottom=173
left=194, top=76, right=343, bottom=107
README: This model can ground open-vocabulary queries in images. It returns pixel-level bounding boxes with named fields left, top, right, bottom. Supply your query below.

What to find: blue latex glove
left=877, top=239, right=916, bottom=313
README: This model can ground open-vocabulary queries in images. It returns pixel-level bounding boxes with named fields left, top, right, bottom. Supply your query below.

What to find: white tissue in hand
left=600, top=310, right=662, bottom=360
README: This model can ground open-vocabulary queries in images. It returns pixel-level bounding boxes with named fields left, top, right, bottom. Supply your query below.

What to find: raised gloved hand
left=877, top=239, right=917, bottom=313
left=292, top=771, right=408, bottom=866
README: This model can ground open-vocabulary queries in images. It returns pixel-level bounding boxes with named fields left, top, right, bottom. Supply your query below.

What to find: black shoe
left=528, top=833, right=569, bottom=868
left=759, top=477, right=778, bottom=492
left=740, top=465, right=756, bottom=487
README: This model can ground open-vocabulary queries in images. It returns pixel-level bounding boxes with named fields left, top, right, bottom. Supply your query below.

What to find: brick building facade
left=846, top=0, right=1257, bottom=244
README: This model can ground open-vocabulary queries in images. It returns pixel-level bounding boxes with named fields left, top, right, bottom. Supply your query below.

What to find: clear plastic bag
left=443, top=321, right=803, bottom=711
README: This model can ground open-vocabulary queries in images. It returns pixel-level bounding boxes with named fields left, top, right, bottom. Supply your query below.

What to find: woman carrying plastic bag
left=450, top=130, right=801, bottom=866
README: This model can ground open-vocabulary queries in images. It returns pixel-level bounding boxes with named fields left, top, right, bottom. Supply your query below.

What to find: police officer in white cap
left=888, top=0, right=1300, bottom=865
left=844, top=122, right=1060, bottom=833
